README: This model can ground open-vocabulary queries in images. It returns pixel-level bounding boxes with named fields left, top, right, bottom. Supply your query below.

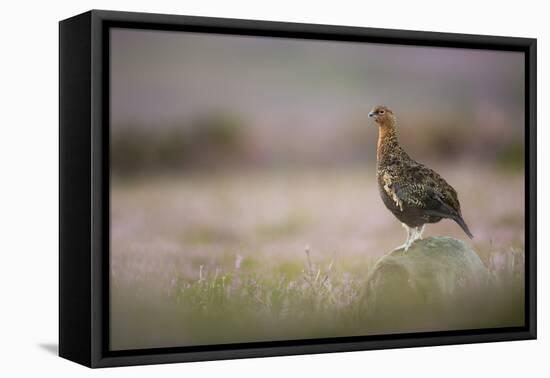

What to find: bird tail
left=453, top=215, right=473, bottom=239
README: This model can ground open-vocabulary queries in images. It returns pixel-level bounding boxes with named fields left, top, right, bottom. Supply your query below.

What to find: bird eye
left=379, top=110, right=385, bottom=114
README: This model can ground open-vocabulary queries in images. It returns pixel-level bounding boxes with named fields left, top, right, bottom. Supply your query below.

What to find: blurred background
left=111, top=28, right=524, bottom=176
left=110, top=28, right=525, bottom=350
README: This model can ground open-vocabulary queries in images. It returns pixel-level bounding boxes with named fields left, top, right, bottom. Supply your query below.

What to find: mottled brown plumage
left=369, top=105, right=473, bottom=251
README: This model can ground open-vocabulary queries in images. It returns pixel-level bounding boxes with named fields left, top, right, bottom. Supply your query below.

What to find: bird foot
left=393, top=240, right=414, bottom=252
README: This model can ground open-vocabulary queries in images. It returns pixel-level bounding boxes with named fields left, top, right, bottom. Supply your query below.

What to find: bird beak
left=368, top=111, right=377, bottom=118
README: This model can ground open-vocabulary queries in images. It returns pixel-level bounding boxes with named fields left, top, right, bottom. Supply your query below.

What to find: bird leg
left=395, top=224, right=425, bottom=252
left=411, top=225, right=425, bottom=242
left=394, top=223, right=414, bottom=252
left=408, top=225, right=425, bottom=247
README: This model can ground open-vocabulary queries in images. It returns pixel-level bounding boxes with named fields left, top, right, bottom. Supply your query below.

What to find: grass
left=170, top=248, right=367, bottom=345
left=165, top=245, right=524, bottom=347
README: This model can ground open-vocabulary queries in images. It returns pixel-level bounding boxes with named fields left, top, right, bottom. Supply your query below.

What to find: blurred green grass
left=111, top=246, right=524, bottom=349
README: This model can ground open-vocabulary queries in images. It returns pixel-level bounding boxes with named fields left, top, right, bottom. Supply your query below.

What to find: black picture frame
left=59, top=9, right=537, bottom=368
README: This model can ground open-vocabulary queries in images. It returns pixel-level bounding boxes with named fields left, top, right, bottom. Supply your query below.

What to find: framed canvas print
left=59, top=10, right=537, bottom=368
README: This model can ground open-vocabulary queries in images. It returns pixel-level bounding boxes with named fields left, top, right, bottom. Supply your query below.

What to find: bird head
left=368, top=105, right=395, bottom=126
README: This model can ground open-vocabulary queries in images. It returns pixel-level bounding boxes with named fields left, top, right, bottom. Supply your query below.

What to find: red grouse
left=369, top=105, right=473, bottom=251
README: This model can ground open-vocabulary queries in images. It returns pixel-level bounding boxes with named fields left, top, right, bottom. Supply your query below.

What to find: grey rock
left=365, top=237, right=488, bottom=319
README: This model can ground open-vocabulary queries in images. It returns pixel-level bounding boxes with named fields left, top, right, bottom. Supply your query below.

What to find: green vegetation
left=110, top=246, right=524, bottom=349
left=172, top=250, right=365, bottom=344
left=111, top=112, right=247, bottom=177
left=165, top=246, right=524, bottom=347
left=496, top=142, right=525, bottom=171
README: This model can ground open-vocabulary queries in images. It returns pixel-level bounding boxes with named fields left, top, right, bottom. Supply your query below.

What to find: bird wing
left=384, top=163, right=461, bottom=216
